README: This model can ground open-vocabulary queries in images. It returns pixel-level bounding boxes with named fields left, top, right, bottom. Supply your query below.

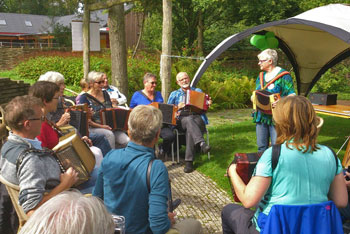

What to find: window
left=0, top=20, right=6, bottom=25
left=25, top=20, right=32, bottom=27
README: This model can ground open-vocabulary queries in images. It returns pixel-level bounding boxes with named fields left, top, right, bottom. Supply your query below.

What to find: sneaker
left=184, top=161, right=194, bottom=173
left=200, top=142, right=211, bottom=154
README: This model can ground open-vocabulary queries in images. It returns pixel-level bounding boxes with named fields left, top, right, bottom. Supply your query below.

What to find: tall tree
left=108, top=4, right=129, bottom=97
left=160, top=0, right=172, bottom=102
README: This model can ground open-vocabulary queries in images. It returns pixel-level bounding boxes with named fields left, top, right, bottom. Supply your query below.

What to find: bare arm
left=328, top=172, right=348, bottom=208
left=228, top=164, right=271, bottom=208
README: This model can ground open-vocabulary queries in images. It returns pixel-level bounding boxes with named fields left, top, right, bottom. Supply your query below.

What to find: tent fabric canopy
left=191, top=3, right=350, bottom=96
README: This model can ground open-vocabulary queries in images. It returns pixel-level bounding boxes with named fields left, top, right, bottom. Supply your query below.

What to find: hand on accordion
left=57, top=112, right=71, bottom=127
left=177, top=102, right=186, bottom=110
left=227, top=164, right=237, bottom=178
left=60, top=167, right=79, bottom=189
left=81, top=136, right=92, bottom=147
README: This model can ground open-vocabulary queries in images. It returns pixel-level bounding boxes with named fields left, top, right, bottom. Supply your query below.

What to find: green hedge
left=12, top=52, right=260, bottom=109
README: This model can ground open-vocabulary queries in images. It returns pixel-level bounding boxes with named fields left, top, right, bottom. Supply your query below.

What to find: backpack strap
left=147, top=158, right=155, bottom=193
left=325, top=146, right=339, bottom=175
left=272, top=144, right=281, bottom=171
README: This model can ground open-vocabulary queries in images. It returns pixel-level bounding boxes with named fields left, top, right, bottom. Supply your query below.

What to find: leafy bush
left=311, top=63, right=350, bottom=93
left=13, top=52, right=257, bottom=109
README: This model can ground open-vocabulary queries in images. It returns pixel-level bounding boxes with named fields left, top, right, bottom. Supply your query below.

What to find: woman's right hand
left=60, top=167, right=78, bottom=188
left=101, top=124, right=112, bottom=130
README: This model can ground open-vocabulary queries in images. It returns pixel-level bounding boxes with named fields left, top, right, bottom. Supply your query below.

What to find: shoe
left=200, top=142, right=211, bottom=154
left=184, top=161, right=194, bottom=173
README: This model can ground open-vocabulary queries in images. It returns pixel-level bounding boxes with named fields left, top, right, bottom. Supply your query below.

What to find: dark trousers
left=0, top=183, right=18, bottom=234
left=339, top=192, right=350, bottom=221
left=89, top=132, right=112, bottom=156
left=179, top=115, right=206, bottom=162
left=160, top=125, right=175, bottom=154
left=221, top=203, right=259, bottom=234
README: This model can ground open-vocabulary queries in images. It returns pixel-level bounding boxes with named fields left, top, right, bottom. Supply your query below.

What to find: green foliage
left=142, top=14, right=162, bottom=51
left=311, top=63, right=350, bottom=93
left=14, top=56, right=111, bottom=86
left=52, top=23, right=72, bottom=47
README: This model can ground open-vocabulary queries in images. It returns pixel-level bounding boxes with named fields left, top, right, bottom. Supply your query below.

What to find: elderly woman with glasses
left=251, top=49, right=296, bottom=152
left=129, top=73, right=174, bottom=159
left=77, top=71, right=129, bottom=149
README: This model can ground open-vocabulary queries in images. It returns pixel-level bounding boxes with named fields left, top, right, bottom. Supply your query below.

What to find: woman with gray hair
left=18, top=190, right=115, bottom=234
left=77, top=71, right=129, bottom=149
left=251, top=49, right=296, bottom=152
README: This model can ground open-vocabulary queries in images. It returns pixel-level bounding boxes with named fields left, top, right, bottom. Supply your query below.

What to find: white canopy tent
left=191, top=4, right=350, bottom=96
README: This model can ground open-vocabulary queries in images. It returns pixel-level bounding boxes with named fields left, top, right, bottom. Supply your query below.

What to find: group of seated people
left=1, top=68, right=350, bottom=234
left=0, top=70, right=210, bottom=233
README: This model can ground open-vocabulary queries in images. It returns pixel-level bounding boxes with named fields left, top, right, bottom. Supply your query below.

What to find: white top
left=103, top=85, right=127, bottom=105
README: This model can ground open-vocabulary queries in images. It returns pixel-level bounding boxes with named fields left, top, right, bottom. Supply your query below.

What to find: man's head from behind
left=128, top=105, right=162, bottom=146
left=18, top=190, right=114, bottom=234
left=4, top=95, right=43, bottom=136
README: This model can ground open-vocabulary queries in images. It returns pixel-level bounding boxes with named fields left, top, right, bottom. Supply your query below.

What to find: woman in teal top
left=252, top=49, right=296, bottom=152
left=222, top=96, right=347, bottom=234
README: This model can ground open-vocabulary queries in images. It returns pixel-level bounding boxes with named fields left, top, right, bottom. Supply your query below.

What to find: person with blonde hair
left=252, top=49, right=296, bottom=152
left=77, top=71, right=129, bottom=149
left=18, top=190, right=114, bottom=234
left=222, top=95, right=347, bottom=233
left=93, top=105, right=202, bottom=234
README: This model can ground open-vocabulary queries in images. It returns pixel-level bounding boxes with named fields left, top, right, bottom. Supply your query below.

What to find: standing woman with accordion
left=77, top=71, right=129, bottom=149
left=251, top=49, right=296, bottom=152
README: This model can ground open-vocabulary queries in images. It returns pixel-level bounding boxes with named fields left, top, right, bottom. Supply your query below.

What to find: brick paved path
left=165, top=161, right=232, bottom=234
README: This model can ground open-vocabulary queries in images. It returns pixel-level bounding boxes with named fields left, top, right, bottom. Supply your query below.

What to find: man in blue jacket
left=93, top=105, right=202, bottom=234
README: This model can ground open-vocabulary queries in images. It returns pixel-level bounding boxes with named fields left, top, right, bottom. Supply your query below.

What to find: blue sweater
left=129, top=91, right=164, bottom=108
left=93, top=141, right=170, bottom=234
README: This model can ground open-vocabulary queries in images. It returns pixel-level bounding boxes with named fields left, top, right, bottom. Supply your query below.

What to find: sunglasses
left=258, top=59, right=268, bottom=63
left=148, top=81, right=157, bottom=85
left=95, top=81, right=104, bottom=85
left=28, top=116, right=45, bottom=121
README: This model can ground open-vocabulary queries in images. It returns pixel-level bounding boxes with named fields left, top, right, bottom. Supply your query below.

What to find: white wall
left=71, top=21, right=100, bottom=52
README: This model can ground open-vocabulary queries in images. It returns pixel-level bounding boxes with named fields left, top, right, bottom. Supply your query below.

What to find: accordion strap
left=16, top=148, right=66, bottom=176
left=259, top=71, right=290, bottom=90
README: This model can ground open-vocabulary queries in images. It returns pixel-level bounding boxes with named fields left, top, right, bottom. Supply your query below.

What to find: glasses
left=178, top=77, right=189, bottom=82
left=95, top=81, right=104, bottom=85
left=258, top=59, right=268, bottom=63
left=148, top=81, right=157, bottom=85
left=52, top=97, right=59, bottom=100
left=28, top=116, right=45, bottom=121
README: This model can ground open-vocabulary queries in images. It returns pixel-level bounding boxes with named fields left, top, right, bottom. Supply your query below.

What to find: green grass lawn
left=197, top=109, right=350, bottom=198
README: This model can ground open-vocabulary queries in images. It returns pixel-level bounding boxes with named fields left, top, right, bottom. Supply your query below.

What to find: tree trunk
left=160, top=0, right=172, bottom=102
left=108, top=4, right=129, bottom=98
left=197, top=10, right=204, bottom=56
left=83, top=2, right=90, bottom=79
left=132, top=12, right=145, bottom=59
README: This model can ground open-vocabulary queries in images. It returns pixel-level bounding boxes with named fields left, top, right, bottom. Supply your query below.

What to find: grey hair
left=38, top=71, right=65, bottom=84
left=258, top=49, right=278, bottom=66
left=128, top=105, right=162, bottom=145
left=176, top=72, right=189, bottom=81
left=86, top=71, right=104, bottom=84
left=18, top=190, right=114, bottom=234
left=143, top=72, right=156, bottom=83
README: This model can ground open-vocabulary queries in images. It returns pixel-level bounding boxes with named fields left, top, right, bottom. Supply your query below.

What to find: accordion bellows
left=100, top=108, right=131, bottom=131
left=53, top=131, right=95, bottom=186
left=185, top=90, right=209, bottom=114
left=253, top=90, right=280, bottom=115
left=149, top=102, right=177, bottom=125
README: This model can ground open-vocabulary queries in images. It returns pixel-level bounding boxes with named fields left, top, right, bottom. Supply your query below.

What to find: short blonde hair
left=274, top=95, right=320, bottom=152
left=258, top=49, right=278, bottom=66
left=38, top=71, right=65, bottom=85
left=128, top=105, right=162, bottom=145
left=86, top=71, right=104, bottom=84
